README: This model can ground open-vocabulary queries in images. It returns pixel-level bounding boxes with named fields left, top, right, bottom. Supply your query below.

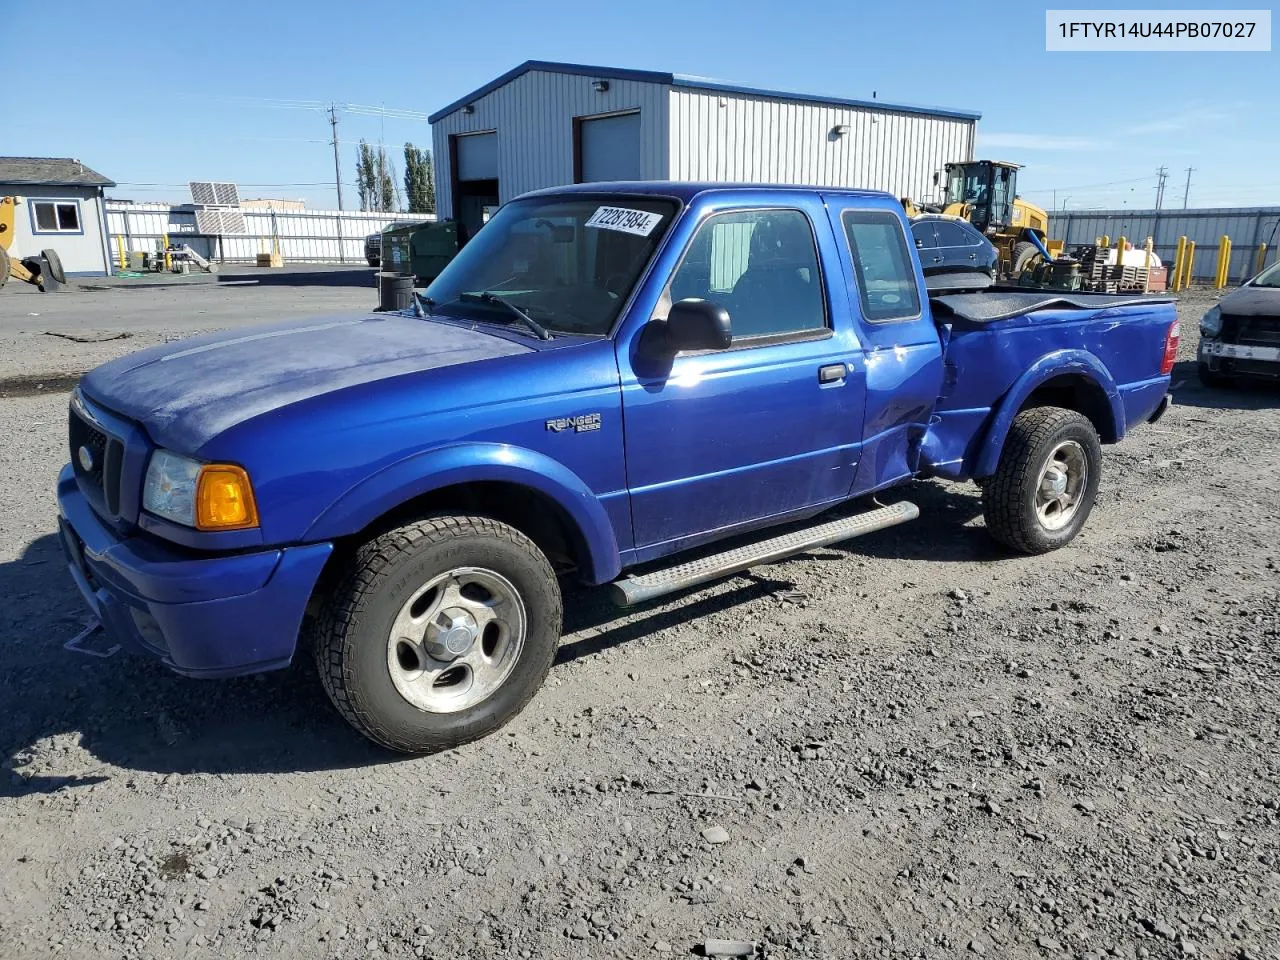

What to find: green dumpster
left=382, top=221, right=459, bottom=285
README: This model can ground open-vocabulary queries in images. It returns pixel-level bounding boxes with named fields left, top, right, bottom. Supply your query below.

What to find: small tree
left=403, top=143, right=436, bottom=214
left=355, top=141, right=376, bottom=211
left=355, top=140, right=398, bottom=212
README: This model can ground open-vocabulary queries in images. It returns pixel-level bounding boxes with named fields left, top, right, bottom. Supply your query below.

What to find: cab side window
left=842, top=210, right=922, bottom=323
left=666, top=209, right=827, bottom=341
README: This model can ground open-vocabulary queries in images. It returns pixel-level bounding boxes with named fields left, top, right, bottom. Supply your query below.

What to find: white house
left=0, top=157, right=115, bottom=277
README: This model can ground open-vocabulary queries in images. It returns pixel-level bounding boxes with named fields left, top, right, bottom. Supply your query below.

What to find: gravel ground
left=1, top=286, right=1277, bottom=960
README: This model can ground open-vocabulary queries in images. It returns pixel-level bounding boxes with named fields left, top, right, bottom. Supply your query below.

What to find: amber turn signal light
left=195, top=464, right=260, bottom=531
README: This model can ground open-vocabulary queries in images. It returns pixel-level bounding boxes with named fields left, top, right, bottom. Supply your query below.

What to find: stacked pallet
left=1103, top=264, right=1149, bottom=292
left=1077, top=246, right=1109, bottom=284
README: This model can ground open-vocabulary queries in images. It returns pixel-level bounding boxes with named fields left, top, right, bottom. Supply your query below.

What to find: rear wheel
left=1012, top=241, right=1041, bottom=275
left=982, top=407, right=1101, bottom=554
left=315, top=515, right=562, bottom=753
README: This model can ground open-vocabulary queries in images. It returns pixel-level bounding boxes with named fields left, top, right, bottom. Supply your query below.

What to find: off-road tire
left=982, top=407, right=1102, bottom=555
left=1197, top=362, right=1233, bottom=389
left=40, top=248, right=66, bottom=285
left=1011, top=241, right=1041, bottom=275
left=314, top=515, right=561, bottom=754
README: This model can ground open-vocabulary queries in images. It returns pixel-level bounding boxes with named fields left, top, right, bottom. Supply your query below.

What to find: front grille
left=69, top=403, right=125, bottom=515
left=1222, top=313, right=1280, bottom=347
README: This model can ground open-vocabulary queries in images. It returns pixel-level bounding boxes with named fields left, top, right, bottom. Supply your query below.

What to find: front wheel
left=315, top=515, right=562, bottom=753
left=982, top=407, right=1102, bottom=554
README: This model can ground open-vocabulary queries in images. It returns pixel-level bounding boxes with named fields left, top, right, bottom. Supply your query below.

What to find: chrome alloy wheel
left=386, top=567, right=527, bottom=713
left=1035, top=440, right=1088, bottom=531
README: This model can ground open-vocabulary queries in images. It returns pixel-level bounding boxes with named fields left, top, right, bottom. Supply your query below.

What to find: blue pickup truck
left=57, top=182, right=1178, bottom=753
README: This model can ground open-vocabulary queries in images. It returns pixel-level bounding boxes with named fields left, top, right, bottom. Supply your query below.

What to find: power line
left=1021, top=174, right=1158, bottom=195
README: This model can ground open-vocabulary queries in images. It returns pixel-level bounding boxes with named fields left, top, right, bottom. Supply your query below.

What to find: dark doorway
left=449, top=131, right=501, bottom=245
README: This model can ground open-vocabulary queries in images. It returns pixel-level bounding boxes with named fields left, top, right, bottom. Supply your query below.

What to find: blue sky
left=10, top=0, right=1276, bottom=211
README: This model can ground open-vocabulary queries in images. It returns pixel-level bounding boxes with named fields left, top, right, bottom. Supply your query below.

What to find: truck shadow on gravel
left=0, top=535, right=388, bottom=793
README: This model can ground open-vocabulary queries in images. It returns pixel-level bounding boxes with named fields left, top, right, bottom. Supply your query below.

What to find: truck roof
left=518, top=180, right=899, bottom=204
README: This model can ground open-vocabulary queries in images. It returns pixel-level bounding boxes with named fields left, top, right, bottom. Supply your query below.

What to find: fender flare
left=973, top=350, right=1124, bottom=478
left=304, top=442, right=622, bottom=583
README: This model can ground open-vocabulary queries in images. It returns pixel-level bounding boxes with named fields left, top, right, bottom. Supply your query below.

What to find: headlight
left=143, top=450, right=259, bottom=531
left=1200, top=305, right=1222, bottom=338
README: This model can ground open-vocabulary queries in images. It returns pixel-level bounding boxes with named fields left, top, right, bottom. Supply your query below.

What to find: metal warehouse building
left=430, top=60, right=980, bottom=239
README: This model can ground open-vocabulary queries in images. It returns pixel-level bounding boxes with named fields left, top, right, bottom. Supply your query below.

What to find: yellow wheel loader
left=904, top=160, right=1053, bottom=277
left=0, top=196, right=67, bottom=292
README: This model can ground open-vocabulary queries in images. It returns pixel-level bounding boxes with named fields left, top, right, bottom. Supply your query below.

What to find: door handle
left=968, top=253, right=977, bottom=259
left=818, top=363, right=847, bottom=384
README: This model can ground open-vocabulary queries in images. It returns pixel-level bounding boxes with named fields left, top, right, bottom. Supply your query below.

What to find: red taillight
left=1160, top=320, right=1180, bottom=375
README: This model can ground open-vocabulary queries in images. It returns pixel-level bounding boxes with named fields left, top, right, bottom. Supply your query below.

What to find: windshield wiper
left=458, top=291, right=553, bottom=341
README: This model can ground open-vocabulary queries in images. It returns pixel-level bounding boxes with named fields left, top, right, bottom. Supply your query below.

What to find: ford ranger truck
left=57, top=183, right=1177, bottom=753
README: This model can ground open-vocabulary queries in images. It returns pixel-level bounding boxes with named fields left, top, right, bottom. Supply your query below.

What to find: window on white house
left=32, top=201, right=81, bottom=233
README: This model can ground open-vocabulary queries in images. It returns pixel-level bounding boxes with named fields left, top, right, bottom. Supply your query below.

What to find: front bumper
left=1199, top=338, right=1280, bottom=377
left=56, top=464, right=333, bottom=678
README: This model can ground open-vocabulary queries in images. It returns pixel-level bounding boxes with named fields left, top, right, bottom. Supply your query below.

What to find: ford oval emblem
left=77, top=445, right=94, bottom=472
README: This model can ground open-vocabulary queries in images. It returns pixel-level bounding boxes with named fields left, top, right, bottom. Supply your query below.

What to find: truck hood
left=81, top=312, right=532, bottom=451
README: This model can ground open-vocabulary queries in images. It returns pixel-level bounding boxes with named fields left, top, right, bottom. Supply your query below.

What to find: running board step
left=609, top=501, right=919, bottom=607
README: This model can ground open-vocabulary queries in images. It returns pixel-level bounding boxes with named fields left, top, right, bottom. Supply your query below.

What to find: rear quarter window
left=842, top=210, right=922, bottom=323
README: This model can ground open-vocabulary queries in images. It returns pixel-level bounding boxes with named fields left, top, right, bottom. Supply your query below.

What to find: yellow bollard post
left=115, top=236, right=127, bottom=272
left=1143, top=237, right=1153, bottom=293
left=1214, top=235, right=1231, bottom=288
left=1115, top=236, right=1127, bottom=285
left=162, top=234, right=172, bottom=272
left=1101, top=234, right=1110, bottom=249
left=1258, top=243, right=1269, bottom=276
left=1185, top=241, right=1196, bottom=288
left=1171, top=236, right=1187, bottom=291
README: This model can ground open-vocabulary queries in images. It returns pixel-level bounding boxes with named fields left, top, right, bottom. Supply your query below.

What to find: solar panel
left=218, top=209, right=247, bottom=234
left=194, top=209, right=223, bottom=234
left=190, top=181, right=218, bottom=205
left=189, top=181, right=241, bottom=207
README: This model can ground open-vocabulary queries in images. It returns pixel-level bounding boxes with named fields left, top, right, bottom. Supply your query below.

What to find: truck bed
left=931, top=289, right=1176, bottom=327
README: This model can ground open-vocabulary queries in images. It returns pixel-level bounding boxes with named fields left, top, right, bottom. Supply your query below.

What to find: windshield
left=946, top=165, right=989, bottom=206
left=1252, top=260, right=1280, bottom=287
left=425, top=196, right=678, bottom=336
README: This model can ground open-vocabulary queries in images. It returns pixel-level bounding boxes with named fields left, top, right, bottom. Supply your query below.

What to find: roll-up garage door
left=456, top=132, right=498, bottom=181
left=578, top=112, right=642, bottom=182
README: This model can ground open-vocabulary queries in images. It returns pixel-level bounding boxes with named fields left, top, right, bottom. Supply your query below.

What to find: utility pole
left=1182, top=167, right=1195, bottom=209
left=1154, top=165, right=1168, bottom=211
left=328, top=104, right=344, bottom=211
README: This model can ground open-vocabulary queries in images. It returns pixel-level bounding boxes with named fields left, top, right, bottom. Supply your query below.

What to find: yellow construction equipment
left=0, top=196, right=67, bottom=292
left=903, top=160, right=1052, bottom=276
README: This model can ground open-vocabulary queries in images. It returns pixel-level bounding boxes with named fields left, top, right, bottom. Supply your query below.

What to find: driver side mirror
left=651, top=298, right=733, bottom=353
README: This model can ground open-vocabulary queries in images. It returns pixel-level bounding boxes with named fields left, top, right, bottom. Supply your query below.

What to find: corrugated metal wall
left=668, top=89, right=975, bottom=201
left=104, top=202, right=433, bottom=264
left=1051, top=206, right=1280, bottom=283
left=431, top=70, right=670, bottom=219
